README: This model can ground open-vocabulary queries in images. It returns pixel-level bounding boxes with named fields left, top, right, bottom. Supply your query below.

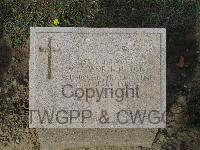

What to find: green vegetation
left=0, top=0, right=199, bottom=48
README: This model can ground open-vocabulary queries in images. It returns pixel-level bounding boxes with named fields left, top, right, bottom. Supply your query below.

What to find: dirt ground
left=0, top=0, right=200, bottom=149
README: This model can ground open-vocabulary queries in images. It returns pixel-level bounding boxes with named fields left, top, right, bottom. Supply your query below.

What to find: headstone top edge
left=30, top=27, right=166, bottom=34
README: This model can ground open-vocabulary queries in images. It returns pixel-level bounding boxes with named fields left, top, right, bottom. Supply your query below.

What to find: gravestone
left=29, top=28, right=166, bottom=149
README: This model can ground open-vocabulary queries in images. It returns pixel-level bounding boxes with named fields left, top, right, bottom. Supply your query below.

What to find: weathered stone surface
left=37, top=128, right=157, bottom=149
left=29, top=27, right=166, bottom=148
left=29, top=27, right=166, bottom=128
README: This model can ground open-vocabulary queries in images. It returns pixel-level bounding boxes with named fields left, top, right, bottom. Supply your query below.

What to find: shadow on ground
left=91, top=0, right=199, bottom=110
left=0, top=39, right=12, bottom=85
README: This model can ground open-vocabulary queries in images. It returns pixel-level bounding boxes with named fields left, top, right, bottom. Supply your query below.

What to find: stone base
left=37, top=129, right=157, bottom=150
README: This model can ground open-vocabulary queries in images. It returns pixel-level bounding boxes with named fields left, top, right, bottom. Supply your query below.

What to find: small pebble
left=132, top=8, right=136, bottom=11
left=4, top=88, right=8, bottom=93
left=12, top=79, right=17, bottom=86
left=181, top=73, right=187, bottom=78
left=16, top=138, right=20, bottom=144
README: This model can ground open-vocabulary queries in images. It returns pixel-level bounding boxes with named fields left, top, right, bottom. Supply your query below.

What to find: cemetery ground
left=0, top=0, right=200, bottom=149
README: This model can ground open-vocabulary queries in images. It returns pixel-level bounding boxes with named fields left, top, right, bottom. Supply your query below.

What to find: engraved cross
left=39, top=38, right=60, bottom=79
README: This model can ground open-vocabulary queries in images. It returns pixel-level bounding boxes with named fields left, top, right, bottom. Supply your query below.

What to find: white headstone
left=29, top=27, right=166, bottom=148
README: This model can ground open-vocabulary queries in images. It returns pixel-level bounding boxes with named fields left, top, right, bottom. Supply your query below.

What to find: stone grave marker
left=29, top=27, right=166, bottom=149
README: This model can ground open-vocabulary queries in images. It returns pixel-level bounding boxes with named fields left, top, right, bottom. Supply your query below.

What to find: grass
left=0, top=0, right=199, bottom=48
